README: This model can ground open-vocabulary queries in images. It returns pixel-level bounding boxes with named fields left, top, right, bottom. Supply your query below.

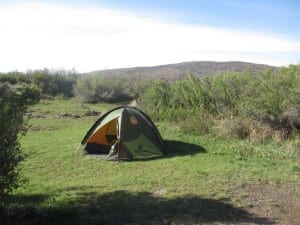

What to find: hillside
left=88, top=61, right=277, bottom=79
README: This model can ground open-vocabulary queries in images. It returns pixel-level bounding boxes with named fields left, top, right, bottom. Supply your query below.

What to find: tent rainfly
left=80, top=106, right=164, bottom=160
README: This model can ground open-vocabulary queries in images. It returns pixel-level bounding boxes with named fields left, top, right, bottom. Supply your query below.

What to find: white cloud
left=0, top=2, right=299, bottom=72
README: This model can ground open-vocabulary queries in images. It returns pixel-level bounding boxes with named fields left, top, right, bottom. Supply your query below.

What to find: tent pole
left=117, top=117, right=121, bottom=161
left=117, top=140, right=121, bottom=161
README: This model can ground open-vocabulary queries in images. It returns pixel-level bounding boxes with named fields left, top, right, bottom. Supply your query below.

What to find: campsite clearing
left=1, top=98, right=299, bottom=225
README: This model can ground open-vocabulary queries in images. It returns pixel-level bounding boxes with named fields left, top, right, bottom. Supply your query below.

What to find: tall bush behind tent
left=75, top=75, right=138, bottom=103
left=140, top=65, right=300, bottom=136
left=241, top=66, right=300, bottom=130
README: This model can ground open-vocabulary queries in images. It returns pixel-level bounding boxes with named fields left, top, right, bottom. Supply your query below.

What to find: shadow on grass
left=163, top=139, right=206, bottom=157
left=1, top=190, right=273, bottom=225
left=127, top=140, right=206, bottom=161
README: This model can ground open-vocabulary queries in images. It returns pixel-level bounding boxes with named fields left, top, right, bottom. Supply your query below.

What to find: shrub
left=0, top=84, right=39, bottom=197
left=242, top=67, right=300, bottom=132
left=0, top=72, right=30, bottom=85
left=219, top=118, right=251, bottom=139
left=219, top=118, right=274, bottom=142
left=140, top=65, right=300, bottom=139
left=281, top=107, right=300, bottom=130
left=208, top=71, right=250, bottom=117
left=139, top=80, right=170, bottom=120
left=30, top=69, right=76, bottom=97
left=75, top=75, right=134, bottom=103
left=178, top=114, right=214, bottom=135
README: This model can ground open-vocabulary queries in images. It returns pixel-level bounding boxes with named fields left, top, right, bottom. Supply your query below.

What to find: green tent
left=80, top=106, right=164, bottom=160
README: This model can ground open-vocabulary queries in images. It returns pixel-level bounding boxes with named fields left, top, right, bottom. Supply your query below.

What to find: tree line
left=1, top=65, right=299, bottom=134
left=0, top=69, right=77, bottom=98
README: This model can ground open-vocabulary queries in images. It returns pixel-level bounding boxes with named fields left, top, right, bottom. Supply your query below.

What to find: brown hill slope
left=88, top=61, right=277, bottom=80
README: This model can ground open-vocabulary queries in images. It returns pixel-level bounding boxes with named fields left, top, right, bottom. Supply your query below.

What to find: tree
left=0, top=84, right=40, bottom=197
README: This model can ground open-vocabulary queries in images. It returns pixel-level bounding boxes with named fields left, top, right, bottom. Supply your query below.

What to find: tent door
left=86, top=118, right=119, bottom=154
left=105, top=119, right=118, bottom=144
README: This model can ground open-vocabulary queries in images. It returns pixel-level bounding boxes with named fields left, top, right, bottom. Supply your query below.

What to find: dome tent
left=80, top=106, right=164, bottom=160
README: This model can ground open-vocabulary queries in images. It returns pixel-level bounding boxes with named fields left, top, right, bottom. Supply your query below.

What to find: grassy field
left=1, top=98, right=299, bottom=225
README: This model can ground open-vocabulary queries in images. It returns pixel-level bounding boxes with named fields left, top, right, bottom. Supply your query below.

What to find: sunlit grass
left=28, top=97, right=117, bottom=116
left=3, top=98, right=299, bottom=225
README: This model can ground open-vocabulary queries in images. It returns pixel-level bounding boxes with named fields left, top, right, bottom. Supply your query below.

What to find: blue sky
left=0, top=0, right=299, bottom=72
left=54, top=0, right=300, bottom=37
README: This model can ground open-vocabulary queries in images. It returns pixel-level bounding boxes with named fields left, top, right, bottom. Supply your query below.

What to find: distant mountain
left=88, top=61, right=277, bottom=80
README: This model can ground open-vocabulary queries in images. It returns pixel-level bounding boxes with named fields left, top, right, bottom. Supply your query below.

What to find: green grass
left=1, top=98, right=299, bottom=225
left=29, top=97, right=114, bottom=115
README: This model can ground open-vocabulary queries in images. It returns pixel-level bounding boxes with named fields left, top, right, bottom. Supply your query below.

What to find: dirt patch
left=230, top=182, right=300, bottom=225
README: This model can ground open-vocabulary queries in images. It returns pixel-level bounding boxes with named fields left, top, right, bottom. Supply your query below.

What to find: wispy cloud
left=0, top=2, right=299, bottom=72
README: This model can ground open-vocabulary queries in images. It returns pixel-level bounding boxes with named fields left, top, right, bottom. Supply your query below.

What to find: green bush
left=209, top=71, right=251, bottom=117
left=0, top=72, right=30, bottom=85
left=0, top=84, right=39, bottom=197
left=140, top=75, right=214, bottom=121
left=140, top=65, right=300, bottom=137
left=178, top=113, right=214, bottom=135
left=241, top=66, right=300, bottom=131
left=30, top=69, right=76, bottom=97
left=139, top=80, right=170, bottom=120
left=75, top=75, right=135, bottom=103
left=0, top=69, right=77, bottom=98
